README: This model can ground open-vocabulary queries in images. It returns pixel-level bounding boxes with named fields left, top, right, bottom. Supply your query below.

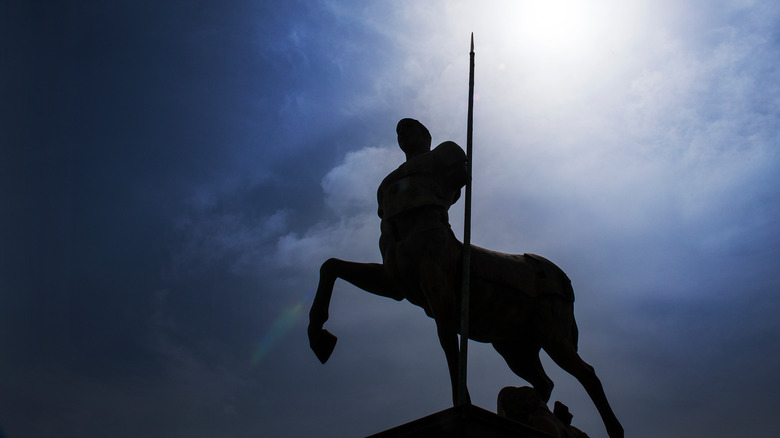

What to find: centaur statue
left=308, top=119, right=623, bottom=438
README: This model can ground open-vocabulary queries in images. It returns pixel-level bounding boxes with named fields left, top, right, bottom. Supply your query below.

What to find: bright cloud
left=321, top=146, right=403, bottom=215
left=275, top=146, right=401, bottom=269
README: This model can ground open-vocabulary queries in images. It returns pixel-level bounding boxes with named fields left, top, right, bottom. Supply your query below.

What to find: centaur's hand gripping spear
left=457, top=33, right=475, bottom=407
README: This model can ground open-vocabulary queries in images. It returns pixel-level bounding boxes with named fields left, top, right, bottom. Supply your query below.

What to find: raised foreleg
left=308, top=258, right=402, bottom=364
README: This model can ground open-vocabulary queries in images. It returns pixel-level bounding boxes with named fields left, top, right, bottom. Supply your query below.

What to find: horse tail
left=571, top=318, right=580, bottom=352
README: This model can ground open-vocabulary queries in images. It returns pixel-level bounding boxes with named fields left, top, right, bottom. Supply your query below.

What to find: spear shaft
left=457, top=33, right=475, bottom=407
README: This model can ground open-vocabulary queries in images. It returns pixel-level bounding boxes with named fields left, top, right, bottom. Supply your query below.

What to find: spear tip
left=470, top=32, right=474, bottom=52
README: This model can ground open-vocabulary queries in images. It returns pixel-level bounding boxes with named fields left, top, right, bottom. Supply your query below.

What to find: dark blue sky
left=2, top=1, right=780, bottom=437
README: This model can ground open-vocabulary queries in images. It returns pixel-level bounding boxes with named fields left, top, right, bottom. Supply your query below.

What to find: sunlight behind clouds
left=450, top=0, right=649, bottom=110
left=516, top=0, right=626, bottom=57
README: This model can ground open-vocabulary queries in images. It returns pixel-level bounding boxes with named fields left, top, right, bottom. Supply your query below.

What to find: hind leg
left=493, top=340, right=554, bottom=402
left=544, top=340, right=624, bottom=438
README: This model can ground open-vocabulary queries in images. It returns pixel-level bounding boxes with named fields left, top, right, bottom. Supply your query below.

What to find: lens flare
left=251, top=291, right=312, bottom=365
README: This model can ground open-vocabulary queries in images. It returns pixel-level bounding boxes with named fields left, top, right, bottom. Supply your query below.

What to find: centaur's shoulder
left=431, top=141, right=466, bottom=164
left=380, top=141, right=464, bottom=184
left=378, top=162, right=407, bottom=190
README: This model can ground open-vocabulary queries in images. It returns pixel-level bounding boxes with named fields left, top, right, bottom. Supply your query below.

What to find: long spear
left=457, top=33, right=475, bottom=407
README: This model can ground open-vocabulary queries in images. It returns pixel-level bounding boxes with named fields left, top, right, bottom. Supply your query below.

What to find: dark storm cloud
left=1, top=1, right=412, bottom=436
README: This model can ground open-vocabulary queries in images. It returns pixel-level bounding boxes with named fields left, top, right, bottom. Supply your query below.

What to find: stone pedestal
left=367, top=404, right=557, bottom=438
left=497, top=386, right=589, bottom=438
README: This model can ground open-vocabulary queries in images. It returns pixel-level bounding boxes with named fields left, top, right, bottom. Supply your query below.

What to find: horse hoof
left=310, top=329, right=338, bottom=364
left=608, top=423, right=624, bottom=438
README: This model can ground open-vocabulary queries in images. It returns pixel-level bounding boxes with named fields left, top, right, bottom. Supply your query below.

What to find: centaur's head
left=396, top=118, right=431, bottom=159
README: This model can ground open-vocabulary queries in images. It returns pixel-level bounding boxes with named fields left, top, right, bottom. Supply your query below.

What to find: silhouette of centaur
left=308, top=118, right=623, bottom=438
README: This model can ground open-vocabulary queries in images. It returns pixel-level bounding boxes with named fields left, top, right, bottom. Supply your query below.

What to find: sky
left=2, top=0, right=779, bottom=437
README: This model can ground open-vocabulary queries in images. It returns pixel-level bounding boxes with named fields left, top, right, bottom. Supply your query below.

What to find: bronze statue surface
left=308, top=118, right=623, bottom=438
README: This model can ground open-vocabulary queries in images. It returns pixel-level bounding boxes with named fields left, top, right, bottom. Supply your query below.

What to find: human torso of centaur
left=376, top=141, right=468, bottom=310
left=375, top=141, right=573, bottom=325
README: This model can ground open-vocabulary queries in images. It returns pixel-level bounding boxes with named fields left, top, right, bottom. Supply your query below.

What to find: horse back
left=470, top=246, right=574, bottom=302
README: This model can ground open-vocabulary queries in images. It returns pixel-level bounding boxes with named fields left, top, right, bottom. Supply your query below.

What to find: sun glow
left=519, top=1, right=614, bottom=58
left=468, top=0, right=645, bottom=110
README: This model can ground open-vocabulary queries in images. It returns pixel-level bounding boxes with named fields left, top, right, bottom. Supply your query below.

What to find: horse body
left=466, top=247, right=575, bottom=343
left=308, top=215, right=623, bottom=438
